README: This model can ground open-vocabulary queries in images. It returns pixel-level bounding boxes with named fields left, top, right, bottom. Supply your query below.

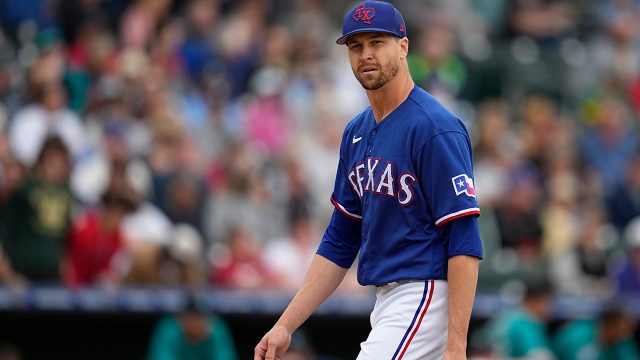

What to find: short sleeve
left=417, top=131, right=480, bottom=227
left=316, top=209, right=362, bottom=268
left=330, top=134, right=362, bottom=221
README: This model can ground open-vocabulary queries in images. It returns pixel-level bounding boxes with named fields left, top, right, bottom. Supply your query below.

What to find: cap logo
left=400, top=24, right=404, bottom=33
left=353, top=3, right=375, bottom=25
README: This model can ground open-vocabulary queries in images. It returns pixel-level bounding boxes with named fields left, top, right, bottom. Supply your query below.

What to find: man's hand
left=254, top=325, right=292, bottom=360
left=254, top=255, right=348, bottom=359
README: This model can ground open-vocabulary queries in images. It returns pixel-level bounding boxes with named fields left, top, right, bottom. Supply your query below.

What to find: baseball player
left=254, top=1, right=482, bottom=359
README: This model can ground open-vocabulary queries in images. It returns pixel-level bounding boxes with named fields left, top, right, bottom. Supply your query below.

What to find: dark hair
left=183, top=293, right=210, bottom=315
left=524, top=279, right=552, bottom=300
left=101, top=185, right=139, bottom=212
left=598, top=307, right=629, bottom=326
left=35, top=136, right=70, bottom=167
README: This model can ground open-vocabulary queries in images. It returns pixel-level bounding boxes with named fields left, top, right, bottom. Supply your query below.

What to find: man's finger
left=254, top=342, right=266, bottom=360
left=265, top=340, right=277, bottom=360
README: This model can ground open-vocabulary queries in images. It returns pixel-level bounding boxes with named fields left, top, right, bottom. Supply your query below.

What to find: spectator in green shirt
left=148, top=294, right=238, bottom=360
left=1, top=136, right=72, bottom=281
left=553, top=307, right=640, bottom=360
left=487, top=282, right=555, bottom=359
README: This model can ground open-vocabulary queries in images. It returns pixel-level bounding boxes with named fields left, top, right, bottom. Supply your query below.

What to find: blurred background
left=0, top=0, right=639, bottom=359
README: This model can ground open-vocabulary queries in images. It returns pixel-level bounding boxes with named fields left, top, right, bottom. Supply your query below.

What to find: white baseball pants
left=356, top=280, right=449, bottom=360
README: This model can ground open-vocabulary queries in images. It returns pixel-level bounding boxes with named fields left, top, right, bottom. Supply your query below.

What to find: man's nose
left=360, top=45, right=374, bottom=61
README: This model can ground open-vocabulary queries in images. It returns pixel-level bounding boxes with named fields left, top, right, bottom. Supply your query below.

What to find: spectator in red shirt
left=65, top=184, right=137, bottom=287
left=210, top=227, right=283, bottom=290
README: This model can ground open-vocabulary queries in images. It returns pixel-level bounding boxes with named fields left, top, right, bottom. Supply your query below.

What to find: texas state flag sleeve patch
left=452, top=174, right=476, bottom=198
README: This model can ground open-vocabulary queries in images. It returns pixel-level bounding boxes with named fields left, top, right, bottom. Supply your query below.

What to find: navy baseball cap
left=336, top=1, right=407, bottom=45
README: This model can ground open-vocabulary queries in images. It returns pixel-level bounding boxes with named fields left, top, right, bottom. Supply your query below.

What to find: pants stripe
left=391, top=280, right=433, bottom=360
left=397, top=280, right=435, bottom=359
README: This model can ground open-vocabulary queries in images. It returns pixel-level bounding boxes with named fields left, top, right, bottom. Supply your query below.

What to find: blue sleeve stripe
left=331, top=195, right=362, bottom=221
left=435, top=207, right=480, bottom=227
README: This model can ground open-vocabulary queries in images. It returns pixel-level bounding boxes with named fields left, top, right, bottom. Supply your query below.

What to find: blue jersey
left=317, top=86, right=482, bottom=286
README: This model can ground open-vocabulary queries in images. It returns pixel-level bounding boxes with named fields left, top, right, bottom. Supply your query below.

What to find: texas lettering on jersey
left=347, top=157, right=418, bottom=206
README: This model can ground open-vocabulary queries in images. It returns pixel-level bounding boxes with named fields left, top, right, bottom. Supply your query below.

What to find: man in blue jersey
left=254, top=2, right=482, bottom=359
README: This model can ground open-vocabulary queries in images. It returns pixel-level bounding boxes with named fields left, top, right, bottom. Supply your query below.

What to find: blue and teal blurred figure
left=148, top=294, right=238, bottom=360
left=486, top=282, right=555, bottom=359
left=553, top=307, right=640, bottom=360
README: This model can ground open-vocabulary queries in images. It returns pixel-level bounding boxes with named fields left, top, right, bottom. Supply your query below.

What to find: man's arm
left=444, top=255, right=479, bottom=360
left=254, top=255, right=349, bottom=360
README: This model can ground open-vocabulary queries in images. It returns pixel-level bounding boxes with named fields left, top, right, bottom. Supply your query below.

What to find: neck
left=366, top=66, right=414, bottom=123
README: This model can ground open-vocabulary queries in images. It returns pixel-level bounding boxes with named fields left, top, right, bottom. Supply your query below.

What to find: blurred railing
left=0, top=285, right=638, bottom=319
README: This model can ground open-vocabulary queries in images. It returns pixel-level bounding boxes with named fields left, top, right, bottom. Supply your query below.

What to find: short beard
left=355, top=59, right=400, bottom=90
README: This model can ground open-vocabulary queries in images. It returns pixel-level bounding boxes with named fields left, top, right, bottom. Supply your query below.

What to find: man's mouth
left=360, top=66, right=378, bottom=74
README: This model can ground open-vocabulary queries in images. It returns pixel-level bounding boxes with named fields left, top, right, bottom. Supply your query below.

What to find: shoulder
left=9, top=105, right=45, bottom=130
left=155, top=315, right=181, bottom=334
left=404, top=86, right=469, bottom=141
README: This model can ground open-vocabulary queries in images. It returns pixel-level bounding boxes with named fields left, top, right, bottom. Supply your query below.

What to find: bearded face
left=347, top=33, right=403, bottom=91
left=354, top=55, right=400, bottom=90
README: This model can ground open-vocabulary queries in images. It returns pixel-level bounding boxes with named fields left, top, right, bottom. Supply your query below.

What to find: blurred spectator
left=264, top=217, right=317, bottom=290
left=153, top=171, right=208, bottom=236
left=0, top=52, right=21, bottom=118
left=580, top=97, right=638, bottom=195
left=148, top=294, right=238, bottom=360
left=281, top=155, right=313, bottom=224
left=518, top=95, right=559, bottom=168
left=408, top=14, right=466, bottom=106
left=494, top=163, right=543, bottom=256
left=178, top=0, right=221, bottom=81
left=120, top=0, right=171, bottom=50
left=204, top=142, right=285, bottom=246
left=587, top=0, right=640, bottom=96
left=216, top=0, right=265, bottom=98
left=0, top=124, right=24, bottom=211
left=70, top=116, right=147, bottom=205
left=1, top=136, right=72, bottom=281
left=157, top=224, right=206, bottom=287
left=486, top=281, right=555, bottom=359
left=613, top=217, right=640, bottom=294
left=549, top=203, right=615, bottom=296
left=65, top=183, right=137, bottom=287
left=507, top=0, right=576, bottom=41
left=596, top=307, right=640, bottom=359
left=8, top=79, right=86, bottom=168
left=472, top=99, right=519, bottom=208
left=244, top=66, right=293, bottom=156
left=114, top=157, right=174, bottom=285
left=606, top=154, right=640, bottom=232
left=553, top=307, right=640, bottom=360
left=210, top=227, right=283, bottom=290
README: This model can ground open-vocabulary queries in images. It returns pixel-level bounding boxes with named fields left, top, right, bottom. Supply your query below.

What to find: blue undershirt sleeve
left=445, top=215, right=483, bottom=259
left=316, top=209, right=362, bottom=268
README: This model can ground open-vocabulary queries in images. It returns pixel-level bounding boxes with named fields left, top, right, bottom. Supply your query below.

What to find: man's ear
left=399, top=37, right=409, bottom=59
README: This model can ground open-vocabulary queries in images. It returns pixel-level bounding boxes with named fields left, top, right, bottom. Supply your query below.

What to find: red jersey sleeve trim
left=331, top=195, right=362, bottom=221
left=435, top=208, right=480, bottom=227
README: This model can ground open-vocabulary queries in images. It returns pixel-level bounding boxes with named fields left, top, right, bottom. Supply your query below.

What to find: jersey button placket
left=368, top=128, right=377, bottom=154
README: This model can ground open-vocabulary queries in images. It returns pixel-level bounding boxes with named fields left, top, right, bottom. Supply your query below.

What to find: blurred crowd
left=0, top=0, right=639, bottom=357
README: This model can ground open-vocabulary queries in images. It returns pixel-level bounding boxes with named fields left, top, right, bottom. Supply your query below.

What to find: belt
left=375, top=279, right=425, bottom=288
